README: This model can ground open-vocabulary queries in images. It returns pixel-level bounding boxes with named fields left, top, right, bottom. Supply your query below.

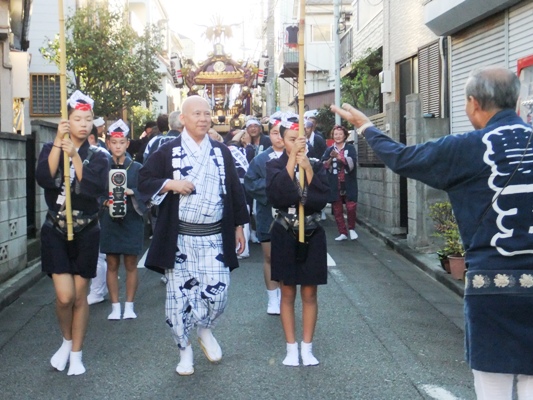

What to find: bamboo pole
left=58, top=0, right=74, bottom=241
left=297, top=0, right=306, bottom=243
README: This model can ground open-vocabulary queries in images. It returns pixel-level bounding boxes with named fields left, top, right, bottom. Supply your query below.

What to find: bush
left=429, top=201, right=464, bottom=257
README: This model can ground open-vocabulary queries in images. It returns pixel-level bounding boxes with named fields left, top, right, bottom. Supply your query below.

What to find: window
left=418, top=41, right=441, bottom=118
left=311, top=24, right=332, bottom=42
left=30, top=74, right=61, bottom=116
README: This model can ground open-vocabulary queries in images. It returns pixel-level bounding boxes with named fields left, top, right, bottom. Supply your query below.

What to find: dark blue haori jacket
left=36, top=141, right=109, bottom=215
left=137, top=136, right=249, bottom=274
left=364, top=109, right=533, bottom=273
left=365, top=108, right=533, bottom=374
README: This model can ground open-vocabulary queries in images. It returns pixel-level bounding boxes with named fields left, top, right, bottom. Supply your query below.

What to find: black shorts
left=41, top=221, right=100, bottom=279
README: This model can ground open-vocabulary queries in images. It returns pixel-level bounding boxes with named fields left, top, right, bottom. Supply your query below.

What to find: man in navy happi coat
left=333, top=66, right=533, bottom=398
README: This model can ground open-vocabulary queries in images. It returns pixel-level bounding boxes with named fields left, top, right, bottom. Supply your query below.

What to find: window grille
left=30, top=74, right=61, bottom=117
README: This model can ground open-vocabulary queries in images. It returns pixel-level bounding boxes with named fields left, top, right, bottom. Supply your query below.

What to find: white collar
left=307, top=131, right=315, bottom=145
left=181, top=128, right=209, bottom=152
left=334, top=142, right=345, bottom=152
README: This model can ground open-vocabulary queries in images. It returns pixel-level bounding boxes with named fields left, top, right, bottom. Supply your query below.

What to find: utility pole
left=265, top=0, right=275, bottom=115
left=334, top=0, right=341, bottom=124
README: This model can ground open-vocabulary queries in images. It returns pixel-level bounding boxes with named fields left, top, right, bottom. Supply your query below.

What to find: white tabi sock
left=67, top=350, right=86, bottom=376
left=107, top=302, right=121, bottom=320
left=176, top=344, right=194, bottom=376
left=50, top=337, right=72, bottom=371
left=282, top=342, right=299, bottom=366
left=267, top=289, right=280, bottom=315
left=197, top=327, right=222, bottom=362
left=300, top=341, right=319, bottom=366
left=123, top=302, right=137, bottom=319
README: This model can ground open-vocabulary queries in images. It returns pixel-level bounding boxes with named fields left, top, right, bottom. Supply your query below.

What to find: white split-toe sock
left=67, top=351, right=86, bottom=375
left=50, top=337, right=72, bottom=371
left=176, top=345, right=194, bottom=376
left=300, top=341, right=319, bottom=366
left=123, top=302, right=137, bottom=319
left=108, top=302, right=121, bottom=320
left=267, top=289, right=280, bottom=315
left=197, top=327, right=222, bottom=362
left=282, top=342, right=299, bottom=366
left=335, top=234, right=348, bottom=241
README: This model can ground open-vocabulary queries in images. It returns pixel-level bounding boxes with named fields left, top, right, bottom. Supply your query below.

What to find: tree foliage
left=130, top=105, right=157, bottom=138
left=40, top=4, right=163, bottom=118
left=310, top=48, right=382, bottom=137
left=341, top=48, right=382, bottom=112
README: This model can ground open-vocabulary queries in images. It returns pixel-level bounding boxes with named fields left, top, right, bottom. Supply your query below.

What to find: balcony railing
left=340, top=27, right=353, bottom=68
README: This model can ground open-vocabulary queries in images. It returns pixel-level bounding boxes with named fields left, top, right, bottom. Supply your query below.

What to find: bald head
left=182, top=95, right=210, bottom=114
left=465, top=66, right=520, bottom=111
left=179, top=95, right=212, bottom=143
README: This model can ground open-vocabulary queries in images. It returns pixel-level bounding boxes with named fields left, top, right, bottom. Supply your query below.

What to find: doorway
left=396, top=57, right=417, bottom=231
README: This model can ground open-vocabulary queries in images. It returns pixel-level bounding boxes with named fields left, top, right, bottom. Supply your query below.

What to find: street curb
left=357, top=217, right=465, bottom=298
left=0, top=260, right=44, bottom=312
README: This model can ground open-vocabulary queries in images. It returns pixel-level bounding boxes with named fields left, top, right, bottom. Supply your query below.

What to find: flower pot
left=442, top=257, right=451, bottom=273
left=438, top=255, right=451, bottom=273
left=448, top=256, right=465, bottom=280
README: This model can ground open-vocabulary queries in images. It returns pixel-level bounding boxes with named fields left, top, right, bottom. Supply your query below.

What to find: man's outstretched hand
left=330, top=103, right=372, bottom=129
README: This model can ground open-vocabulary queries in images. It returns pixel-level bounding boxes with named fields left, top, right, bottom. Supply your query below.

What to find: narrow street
left=0, top=217, right=474, bottom=400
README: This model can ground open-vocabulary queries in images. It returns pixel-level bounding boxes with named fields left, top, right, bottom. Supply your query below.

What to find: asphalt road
left=0, top=218, right=475, bottom=400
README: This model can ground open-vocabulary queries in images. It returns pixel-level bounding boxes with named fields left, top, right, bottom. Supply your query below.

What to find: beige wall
left=383, top=0, right=440, bottom=104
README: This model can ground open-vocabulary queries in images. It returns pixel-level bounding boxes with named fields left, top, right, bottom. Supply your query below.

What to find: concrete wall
left=405, top=94, right=449, bottom=251
left=31, top=120, right=57, bottom=234
left=0, top=133, right=27, bottom=282
left=358, top=94, right=450, bottom=251
left=357, top=101, right=403, bottom=234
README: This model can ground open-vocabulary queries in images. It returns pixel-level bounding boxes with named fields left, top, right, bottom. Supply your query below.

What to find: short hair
left=168, top=110, right=183, bottom=130
left=156, top=114, right=169, bottom=133
left=144, top=120, right=156, bottom=130
left=465, top=66, right=520, bottom=111
left=330, top=124, right=349, bottom=140
left=89, top=125, right=98, bottom=141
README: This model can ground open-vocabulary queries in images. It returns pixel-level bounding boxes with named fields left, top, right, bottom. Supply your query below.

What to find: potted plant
left=429, top=201, right=465, bottom=279
left=429, top=201, right=454, bottom=272
left=443, top=227, right=466, bottom=280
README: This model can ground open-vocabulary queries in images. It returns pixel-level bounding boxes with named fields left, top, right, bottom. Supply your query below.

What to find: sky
left=166, top=0, right=265, bottom=63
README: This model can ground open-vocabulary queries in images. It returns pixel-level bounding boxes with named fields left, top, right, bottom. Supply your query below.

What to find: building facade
left=340, top=0, right=533, bottom=253
left=0, top=0, right=34, bottom=294
left=27, top=0, right=185, bottom=124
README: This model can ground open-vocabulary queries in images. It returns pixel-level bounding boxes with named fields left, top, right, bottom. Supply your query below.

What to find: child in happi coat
left=35, top=90, right=109, bottom=375
left=100, top=120, right=147, bottom=320
left=266, top=112, right=330, bottom=366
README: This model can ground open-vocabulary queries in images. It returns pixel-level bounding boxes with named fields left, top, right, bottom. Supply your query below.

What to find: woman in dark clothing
left=322, top=125, right=359, bottom=241
left=266, top=113, right=330, bottom=367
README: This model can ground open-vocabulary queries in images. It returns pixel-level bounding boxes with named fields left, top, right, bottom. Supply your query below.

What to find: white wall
left=27, top=0, right=77, bottom=74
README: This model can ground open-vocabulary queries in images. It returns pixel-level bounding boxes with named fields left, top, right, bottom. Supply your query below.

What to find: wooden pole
left=297, top=0, right=306, bottom=243
left=58, top=0, right=74, bottom=241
